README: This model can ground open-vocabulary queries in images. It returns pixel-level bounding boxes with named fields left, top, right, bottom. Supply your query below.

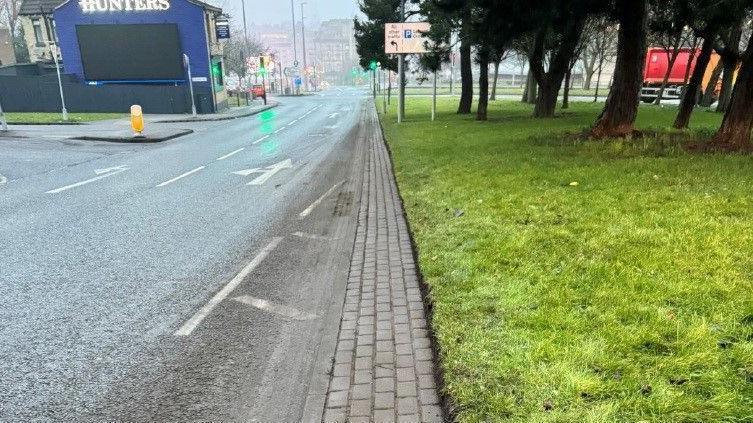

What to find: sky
left=219, top=0, right=360, bottom=29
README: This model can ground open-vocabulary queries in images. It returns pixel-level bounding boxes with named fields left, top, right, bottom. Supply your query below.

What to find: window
left=32, top=18, right=44, bottom=45
left=48, top=18, right=58, bottom=43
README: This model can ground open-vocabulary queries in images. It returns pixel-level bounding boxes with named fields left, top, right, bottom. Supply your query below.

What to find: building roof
left=19, top=0, right=221, bottom=15
left=19, top=0, right=61, bottom=15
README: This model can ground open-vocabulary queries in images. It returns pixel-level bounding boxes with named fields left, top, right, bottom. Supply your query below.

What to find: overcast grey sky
left=221, top=0, right=359, bottom=28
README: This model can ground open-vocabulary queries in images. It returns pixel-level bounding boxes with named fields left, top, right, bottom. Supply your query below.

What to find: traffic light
left=369, top=60, right=378, bottom=71
left=259, top=56, right=266, bottom=75
left=211, top=62, right=221, bottom=76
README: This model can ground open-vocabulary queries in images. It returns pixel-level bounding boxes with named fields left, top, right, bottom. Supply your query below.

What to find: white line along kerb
left=299, top=180, right=345, bottom=219
left=174, top=237, right=284, bottom=336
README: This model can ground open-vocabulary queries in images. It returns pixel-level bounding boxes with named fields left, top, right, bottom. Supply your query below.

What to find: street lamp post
left=49, top=42, right=68, bottom=121
left=183, top=54, right=197, bottom=117
left=300, top=1, right=308, bottom=92
left=397, top=0, right=406, bottom=123
left=290, top=0, right=298, bottom=65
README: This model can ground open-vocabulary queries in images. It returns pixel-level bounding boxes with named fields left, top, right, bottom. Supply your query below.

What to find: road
left=0, top=87, right=370, bottom=421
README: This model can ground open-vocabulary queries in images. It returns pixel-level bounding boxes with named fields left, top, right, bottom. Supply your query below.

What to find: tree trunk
left=457, top=27, right=473, bottom=114
left=593, top=59, right=604, bottom=102
left=683, top=40, right=698, bottom=86
left=490, top=60, right=500, bottom=101
left=711, top=39, right=753, bottom=150
left=655, top=46, right=681, bottom=105
left=591, top=0, right=648, bottom=138
left=700, top=60, right=723, bottom=107
left=562, top=68, right=572, bottom=109
left=534, top=78, right=559, bottom=117
left=477, top=52, right=489, bottom=121
left=717, top=56, right=737, bottom=112
left=673, top=37, right=714, bottom=129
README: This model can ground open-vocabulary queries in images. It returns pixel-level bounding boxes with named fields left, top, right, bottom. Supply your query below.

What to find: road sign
left=295, top=77, right=302, bottom=86
left=284, top=67, right=301, bottom=78
left=215, top=17, right=230, bottom=39
left=385, top=22, right=431, bottom=54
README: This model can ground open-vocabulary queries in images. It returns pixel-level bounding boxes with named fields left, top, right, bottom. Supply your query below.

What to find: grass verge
left=4, top=112, right=125, bottom=124
left=381, top=99, right=753, bottom=422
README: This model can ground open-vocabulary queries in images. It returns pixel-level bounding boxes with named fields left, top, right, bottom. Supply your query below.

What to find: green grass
left=381, top=100, right=753, bottom=422
left=4, top=112, right=125, bottom=124
left=404, top=86, right=602, bottom=97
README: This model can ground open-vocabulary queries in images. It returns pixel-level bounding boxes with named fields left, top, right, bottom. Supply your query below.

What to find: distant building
left=17, top=0, right=62, bottom=63
left=312, top=19, right=357, bottom=85
left=0, top=28, right=16, bottom=66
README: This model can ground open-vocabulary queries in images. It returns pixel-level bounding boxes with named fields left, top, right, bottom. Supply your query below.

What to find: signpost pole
left=432, top=70, right=437, bottom=121
left=397, top=55, right=403, bottom=123
left=0, top=96, right=7, bottom=132
left=50, top=43, right=68, bottom=121
left=183, top=54, right=197, bottom=117
left=382, top=69, right=387, bottom=114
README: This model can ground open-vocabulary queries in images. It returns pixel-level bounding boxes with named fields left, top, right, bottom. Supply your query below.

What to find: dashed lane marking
left=156, top=166, right=205, bottom=187
left=299, top=180, right=345, bottom=219
left=216, top=148, right=244, bottom=161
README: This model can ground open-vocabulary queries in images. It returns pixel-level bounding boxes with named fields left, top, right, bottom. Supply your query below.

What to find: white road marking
left=291, top=231, right=340, bottom=241
left=94, top=165, right=127, bottom=175
left=216, top=148, right=244, bottom=161
left=174, top=237, right=284, bottom=336
left=232, top=295, right=318, bottom=321
left=252, top=135, right=269, bottom=145
left=324, top=125, right=340, bottom=130
left=156, top=166, right=205, bottom=187
left=274, top=128, right=284, bottom=134
left=287, top=119, right=299, bottom=126
left=328, top=113, right=339, bottom=119
left=299, top=181, right=344, bottom=218
left=0, top=173, right=6, bottom=185
left=46, top=166, right=129, bottom=194
left=234, top=159, right=293, bottom=186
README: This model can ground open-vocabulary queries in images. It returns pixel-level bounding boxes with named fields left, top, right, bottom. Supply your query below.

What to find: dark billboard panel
left=76, top=24, right=183, bottom=81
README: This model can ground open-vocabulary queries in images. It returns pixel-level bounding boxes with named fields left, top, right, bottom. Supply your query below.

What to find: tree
left=715, top=26, right=743, bottom=112
left=528, top=1, right=600, bottom=118
left=222, top=35, right=265, bottom=86
left=591, top=0, right=649, bottom=138
left=711, top=20, right=753, bottom=150
left=588, top=16, right=618, bottom=102
left=672, top=0, right=746, bottom=129
left=354, top=0, right=401, bottom=76
left=648, top=0, right=690, bottom=105
left=0, top=0, right=26, bottom=62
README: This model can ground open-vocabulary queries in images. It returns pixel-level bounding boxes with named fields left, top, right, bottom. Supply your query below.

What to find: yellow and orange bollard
left=130, top=105, right=144, bottom=138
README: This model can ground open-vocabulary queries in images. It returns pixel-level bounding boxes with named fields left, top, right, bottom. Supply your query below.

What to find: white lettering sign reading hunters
left=79, top=0, right=171, bottom=12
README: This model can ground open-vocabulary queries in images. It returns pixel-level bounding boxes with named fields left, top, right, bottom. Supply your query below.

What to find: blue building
left=14, top=0, right=229, bottom=113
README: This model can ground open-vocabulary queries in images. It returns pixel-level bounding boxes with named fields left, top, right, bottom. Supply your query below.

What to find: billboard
left=384, top=22, right=431, bottom=54
left=76, top=24, right=184, bottom=81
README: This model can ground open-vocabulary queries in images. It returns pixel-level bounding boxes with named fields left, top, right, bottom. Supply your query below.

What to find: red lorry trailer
left=640, top=47, right=720, bottom=103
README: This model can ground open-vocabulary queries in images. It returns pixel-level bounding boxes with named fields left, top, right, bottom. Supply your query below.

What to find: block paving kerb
left=321, top=110, right=443, bottom=423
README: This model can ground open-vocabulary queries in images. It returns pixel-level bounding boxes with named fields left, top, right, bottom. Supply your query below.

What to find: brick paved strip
left=322, top=108, right=443, bottom=423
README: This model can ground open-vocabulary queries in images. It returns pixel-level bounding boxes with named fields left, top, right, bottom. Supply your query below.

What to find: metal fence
left=0, top=74, right=215, bottom=114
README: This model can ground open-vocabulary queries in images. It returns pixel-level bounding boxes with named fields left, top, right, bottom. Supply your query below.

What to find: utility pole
left=397, top=0, right=406, bottom=123
left=300, top=2, right=308, bottom=92
left=49, top=42, right=68, bottom=121
left=290, top=0, right=298, bottom=65
left=241, top=0, right=248, bottom=40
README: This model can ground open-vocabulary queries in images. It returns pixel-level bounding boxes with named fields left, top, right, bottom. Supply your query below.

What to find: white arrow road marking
left=94, top=165, right=128, bottom=175
left=299, top=181, right=344, bottom=218
left=216, top=148, right=244, bottom=161
left=252, top=135, right=269, bottom=145
left=156, top=166, right=205, bottom=187
left=46, top=166, right=129, bottom=194
left=0, top=173, right=7, bottom=185
left=174, top=237, right=283, bottom=336
left=234, top=159, right=293, bottom=186
left=232, top=295, right=318, bottom=321
left=328, top=113, right=339, bottom=119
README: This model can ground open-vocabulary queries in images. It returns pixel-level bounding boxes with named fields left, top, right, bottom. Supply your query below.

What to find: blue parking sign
left=404, top=29, right=412, bottom=38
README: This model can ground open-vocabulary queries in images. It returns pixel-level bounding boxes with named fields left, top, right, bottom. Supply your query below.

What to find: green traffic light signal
left=369, top=60, right=378, bottom=71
